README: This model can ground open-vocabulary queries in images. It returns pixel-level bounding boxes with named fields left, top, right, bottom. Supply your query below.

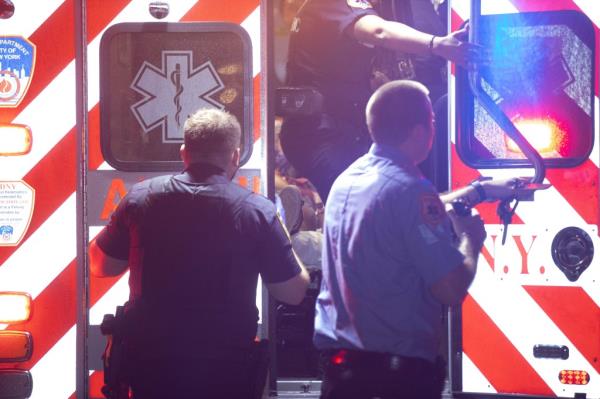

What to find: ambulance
left=0, top=0, right=597, bottom=398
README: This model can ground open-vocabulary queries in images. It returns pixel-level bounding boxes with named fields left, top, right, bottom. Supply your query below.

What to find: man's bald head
left=366, top=80, right=432, bottom=146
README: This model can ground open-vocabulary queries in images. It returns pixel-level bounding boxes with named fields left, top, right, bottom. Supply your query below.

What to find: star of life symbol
left=131, top=51, right=225, bottom=143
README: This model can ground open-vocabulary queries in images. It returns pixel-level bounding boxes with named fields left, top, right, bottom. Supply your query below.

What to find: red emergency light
left=331, top=350, right=347, bottom=365
left=559, top=369, right=589, bottom=385
left=0, top=331, right=32, bottom=362
left=506, top=117, right=566, bottom=156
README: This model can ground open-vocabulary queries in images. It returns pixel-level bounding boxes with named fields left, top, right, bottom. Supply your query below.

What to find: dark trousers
left=129, top=357, right=251, bottom=399
left=128, top=343, right=268, bottom=399
left=280, top=114, right=371, bottom=203
left=319, top=349, right=445, bottom=399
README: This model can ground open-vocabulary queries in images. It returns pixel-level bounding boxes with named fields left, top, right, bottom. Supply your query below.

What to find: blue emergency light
left=456, top=11, right=596, bottom=170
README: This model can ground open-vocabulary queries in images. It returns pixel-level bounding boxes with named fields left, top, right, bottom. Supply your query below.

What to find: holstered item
left=100, top=305, right=130, bottom=399
left=275, top=87, right=324, bottom=117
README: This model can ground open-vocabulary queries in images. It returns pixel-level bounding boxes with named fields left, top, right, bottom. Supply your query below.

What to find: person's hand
left=447, top=208, right=487, bottom=249
left=434, top=24, right=489, bottom=67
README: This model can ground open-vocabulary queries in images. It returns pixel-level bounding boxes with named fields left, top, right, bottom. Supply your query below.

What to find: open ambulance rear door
left=449, top=0, right=599, bottom=397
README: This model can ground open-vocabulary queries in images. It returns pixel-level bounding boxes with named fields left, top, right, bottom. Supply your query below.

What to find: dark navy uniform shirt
left=286, top=0, right=377, bottom=125
left=97, top=163, right=302, bottom=352
left=314, top=144, right=464, bottom=362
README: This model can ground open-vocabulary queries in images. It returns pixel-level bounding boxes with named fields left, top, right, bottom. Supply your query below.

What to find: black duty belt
left=322, top=348, right=437, bottom=372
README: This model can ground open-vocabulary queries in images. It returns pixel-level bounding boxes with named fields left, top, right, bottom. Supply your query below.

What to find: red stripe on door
left=524, top=285, right=600, bottom=374
left=7, top=260, right=77, bottom=369
left=181, top=0, right=258, bottom=23
left=88, top=105, right=104, bottom=169
left=463, top=294, right=554, bottom=395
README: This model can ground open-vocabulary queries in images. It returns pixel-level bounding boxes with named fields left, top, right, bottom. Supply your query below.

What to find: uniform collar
left=175, top=162, right=229, bottom=184
left=369, top=143, right=409, bottom=165
left=368, top=143, right=422, bottom=176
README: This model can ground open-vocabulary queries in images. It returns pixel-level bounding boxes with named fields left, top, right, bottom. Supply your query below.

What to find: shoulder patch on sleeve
left=420, top=193, right=445, bottom=226
left=347, top=0, right=373, bottom=9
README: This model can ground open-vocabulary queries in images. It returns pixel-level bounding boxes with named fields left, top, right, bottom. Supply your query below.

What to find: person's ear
left=231, top=147, right=241, bottom=167
left=408, top=124, right=425, bottom=141
left=180, top=144, right=187, bottom=164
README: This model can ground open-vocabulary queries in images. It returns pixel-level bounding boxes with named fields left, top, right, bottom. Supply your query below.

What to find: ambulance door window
left=99, top=23, right=253, bottom=172
left=455, top=11, right=595, bottom=169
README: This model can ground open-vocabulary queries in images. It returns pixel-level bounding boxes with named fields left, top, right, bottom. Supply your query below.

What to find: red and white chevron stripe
left=450, top=0, right=600, bottom=397
left=0, top=1, right=261, bottom=398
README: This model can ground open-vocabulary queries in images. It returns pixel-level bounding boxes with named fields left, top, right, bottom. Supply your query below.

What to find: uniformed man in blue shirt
left=89, top=108, right=310, bottom=399
left=280, top=0, right=481, bottom=202
left=314, top=80, right=519, bottom=399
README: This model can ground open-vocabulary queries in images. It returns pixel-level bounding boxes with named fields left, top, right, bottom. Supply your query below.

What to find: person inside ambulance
left=89, top=108, right=310, bottom=399
left=314, top=80, right=520, bottom=399
left=280, top=0, right=483, bottom=203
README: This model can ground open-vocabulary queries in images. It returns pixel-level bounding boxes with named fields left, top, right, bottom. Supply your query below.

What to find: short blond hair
left=183, top=108, right=241, bottom=166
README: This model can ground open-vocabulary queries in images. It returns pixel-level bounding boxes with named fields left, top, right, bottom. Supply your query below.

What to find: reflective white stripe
left=469, top=248, right=600, bottom=396
left=452, top=0, right=518, bottom=20
left=29, top=325, right=76, bottom=399
left=461, top=353, right=497, bottom=393
left=241, top=138, right=263, bottom=170
left=240, top=7, right=261, bottom=78
left=89, top=273, right=130, bottom=325
left=87, top=226, right=130, bottom=325
left=482, top=0, right=518, bottom=15
left=448, top=73, right=456, bottom=147
left=1, top=0, right=66, bottom=38
left=0, top=193, right=76, bottom=298
left=573, top=0, right=600, bottom=28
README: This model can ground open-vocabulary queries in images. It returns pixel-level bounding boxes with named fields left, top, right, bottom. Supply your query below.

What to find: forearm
left=440, top=185, right=482, bottom=207
left=435, top=235, right=479, bottom=305
left=89, top=239, right=129, bottom=277
left=457, top=233, right=480, bottom=281
left=354, top=15, right=435, bottom=56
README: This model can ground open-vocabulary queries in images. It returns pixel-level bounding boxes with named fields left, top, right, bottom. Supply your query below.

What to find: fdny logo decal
left=346, top=0, right=373, bottom=9
left=0, top=36, right=36, bottom=108
left=420, top=193, right=445, bottom=226
left=130, top=51, right=225, bottom=143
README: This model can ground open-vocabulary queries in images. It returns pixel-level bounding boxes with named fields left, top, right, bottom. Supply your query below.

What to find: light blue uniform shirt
left=314, top=143, right=465, bottom=362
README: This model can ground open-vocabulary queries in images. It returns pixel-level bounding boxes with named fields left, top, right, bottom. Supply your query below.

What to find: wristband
left=428, top=35, right=437, bottom=55
left=469, top=179, right=487, bottom=203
